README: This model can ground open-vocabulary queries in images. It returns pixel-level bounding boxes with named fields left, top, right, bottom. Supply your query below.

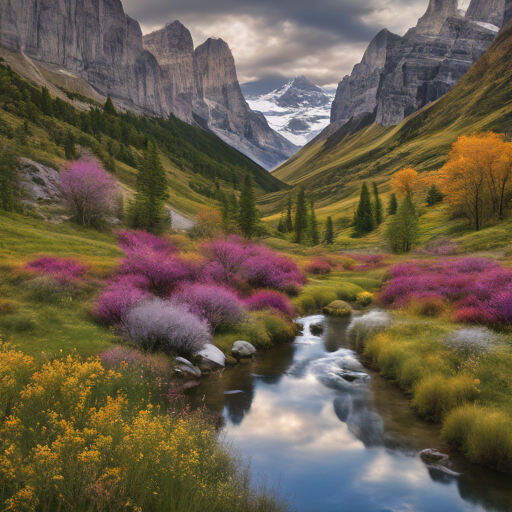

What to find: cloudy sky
left=123, top=0, right=429, bottom=94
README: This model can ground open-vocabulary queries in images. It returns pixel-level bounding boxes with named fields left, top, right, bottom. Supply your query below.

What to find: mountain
left=245, top=76, right=334, bottom=147
left=143, top=22, right=299, bottom=171
left=0, top=2, right=297, bottom=172
left=330, top=0, right=509, bottom=129
left=269, top=15, right=512, bottom=216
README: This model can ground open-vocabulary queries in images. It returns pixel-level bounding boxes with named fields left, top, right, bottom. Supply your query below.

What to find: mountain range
left=245, top=76, right=334, bottom=147
left=0, top=0, right=297, bottom=170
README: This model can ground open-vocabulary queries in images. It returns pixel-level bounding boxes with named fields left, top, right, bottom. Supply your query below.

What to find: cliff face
left=144, top=23, right=298, bottom=170
left=0, top=0, right=169, bottom=116
left=331, top=0, right=510, bottom=127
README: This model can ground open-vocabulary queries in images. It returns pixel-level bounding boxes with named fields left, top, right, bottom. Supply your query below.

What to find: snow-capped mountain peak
left=245, top=76, right=334, bottom=147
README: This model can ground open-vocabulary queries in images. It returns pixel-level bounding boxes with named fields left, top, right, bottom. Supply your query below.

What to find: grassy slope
left=264, top=22, right=512, bottom=232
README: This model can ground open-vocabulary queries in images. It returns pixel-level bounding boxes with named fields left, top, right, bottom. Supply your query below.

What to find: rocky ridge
left=144, top=22, right=298, bottom=170
left=331, top=0, right=511, bottom=128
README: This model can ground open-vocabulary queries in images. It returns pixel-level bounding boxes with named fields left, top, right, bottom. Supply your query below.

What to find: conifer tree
left=239, top=174, right=260, bottom=239
left=0, top=144, right=22, bottom=212
left=373, top=182, right=383, bottom=225
left=64, top=131, right=78, bottom=160
left=104, top=96, right=117, bottom=116
left=324, top=216, right=334, bottom=245
left=426, top=184, right=444, bottom=206
left=277, top=217, right=285, bottom=233
left=285, top=196, right=293, bottom=233
left=294, top=187, right=309, bottom=244
left=387, top=193, right=398, bottom=216
left=41, top=87, right=53, bottom=117
left=129, top=141, right=169, bottom=233
left=386, top=192, right=419, bottom=253
left=354, top=182, right=374, bottom=235
left=221, top=191, right=239, bottom=234
left=309, top=199, right=320, bottom=246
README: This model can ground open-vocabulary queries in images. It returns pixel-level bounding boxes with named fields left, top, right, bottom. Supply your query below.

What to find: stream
left=188, top=314, right=512, bottom=512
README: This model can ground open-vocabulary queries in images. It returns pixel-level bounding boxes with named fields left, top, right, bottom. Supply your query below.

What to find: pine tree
left=426, top=184, right=444, bottom=206
left=324, top=216, right=334, bottom=245
left=277, top=217, right=285, bottom=233
left=104, top=96, right=117, bottom=116
left=354, top=182, right=374, bottom=235
left=386, top=192, right=419, bottom=253
left=129, top=141, right=169, bottom=233
left=294, top=187, right=309, bottom=244
left=221, top=191, right=239, bottom=234
left=373, top=182, right=383, bottom=225
left=309, top=199, right=320, bottom=246
left=41, top=87, right=53, bottom=117
left=239, top=174, right=260, bottom=239
left=387, top=193, right=398, bottom=216
left=64, top=131, right=78, bottom=160
left=285, top=196, right=293, bottom=233
left=0, top=144, right=22, bottom=212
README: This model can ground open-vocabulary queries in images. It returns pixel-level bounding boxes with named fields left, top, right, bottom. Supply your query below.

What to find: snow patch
left=475, top=21, right=500, bottom=32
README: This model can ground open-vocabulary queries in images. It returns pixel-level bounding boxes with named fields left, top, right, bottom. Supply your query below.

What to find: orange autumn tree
left=392, top=168, right=419, bottom=196
left=439, top=133, right=512, bottom=231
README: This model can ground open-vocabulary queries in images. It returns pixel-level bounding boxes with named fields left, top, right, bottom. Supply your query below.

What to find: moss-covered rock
left=323, top=300, right=352, bottom=317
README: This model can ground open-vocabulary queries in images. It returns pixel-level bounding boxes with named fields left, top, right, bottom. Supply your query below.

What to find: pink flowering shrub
left=381, top=258, right=512, bottom=327
left=94, top=274, right=152, bottom=324
left=343, top=254, right=384, bottom=272
left=118, top=230, right=177, bottom=256
left=202, top=239, right=248, bottom=284
left=305, top=258, right=332, bottom=275
left=25, top=257, right=88, bottom=285
left=173, top=284, right=245, bottom=332
left=244, top=290, right=295, bottom=317
left=60, top=160, right=118, bottom=227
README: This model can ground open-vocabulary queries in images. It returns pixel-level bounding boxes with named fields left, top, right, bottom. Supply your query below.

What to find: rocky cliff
left=0, top=0, right=169, bottom=116
left=331, top=0, right=511, bottom=127
left=144, top=22, right=298, bottom=170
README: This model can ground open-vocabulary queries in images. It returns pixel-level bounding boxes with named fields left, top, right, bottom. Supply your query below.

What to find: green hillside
left=0, top=59, right=286, bottom=218
left=266, top=21, right=512, bottom=223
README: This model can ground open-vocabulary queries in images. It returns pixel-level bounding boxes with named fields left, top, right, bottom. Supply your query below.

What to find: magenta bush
left=25, top=257, right=88, bottom=285
left=173, top=284, right=245, bottom=332
left=119, top=249, right=193, bottom=296
left=93, top=274, right=152, bottom=324
left=60, top=160, right=118, bottom=227
left=305, top=258, right=332, bottom=275
left=202, top=239, right=248, bottom=284
left=381, top=258, right=512, bottom=327
left=244, top=290, right=295, bottom=317
left=118, top=230, right=177, bottom=256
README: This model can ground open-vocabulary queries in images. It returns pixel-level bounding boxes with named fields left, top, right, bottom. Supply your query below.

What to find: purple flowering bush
left=244, top=290, right=295, bottom=317
left=26, top=257, right=88, bottom=285
left=173, top=284, right=245, bottom=332
left=381, top=258, right=512, bottom=326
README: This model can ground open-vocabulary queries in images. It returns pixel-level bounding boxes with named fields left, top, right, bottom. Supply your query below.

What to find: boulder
left=310, top=322, right=324, bottom=336
left=419, top=449, right=450, bottom=465
left=195, top=344, right=225, bottom=372
left=323, top=300, right=352, bottom=317
left=225, top=355, right=238, bottom=366
left=175, top=357, right=201, bottom=379
left=232, top=341, right=256, bottom=359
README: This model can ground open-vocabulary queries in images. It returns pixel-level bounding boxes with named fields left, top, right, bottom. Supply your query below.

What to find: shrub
left=411, top=375, right=479, bottom=422
left=343, top=253, right=384, bottom=271
left=121, top=298, right=211, bottom=356
left=334, top=282, right=364, bottom=301
left=357, top=292, right=373, bottom=307
left=244, top=290, right=295, bottom=317
left=294, top=286, right=337, bottom=315
left=60, top=159, right=118, bottom=227
left=94, top=274, right=152, bottom=324
left=25, top=257, right=88, bottom=285
left=236, top=319, right=271, bottom=349
left=253, top=311, right=298, bottom=344
left=406, top=292, right=447, bottom=318
left=444, top=327, right=500, bottom=355
left=25, top=275, right=76, bottom=303
left=173, top=284, right=245, bottom=332
left=347, top=311, right=392, bottom=350
left=118, top=230, right=177, bottom=256
left=305, top=258, right=332, bottom=275
left=441, top=404, right=481, bottom=450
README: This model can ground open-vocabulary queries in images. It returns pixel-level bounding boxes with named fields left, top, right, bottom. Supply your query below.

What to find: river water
left=188, top=314, right=512, bottom=512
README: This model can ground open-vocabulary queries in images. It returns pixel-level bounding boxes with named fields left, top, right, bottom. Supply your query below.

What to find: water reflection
left=189, top=315, right=512, bottom=512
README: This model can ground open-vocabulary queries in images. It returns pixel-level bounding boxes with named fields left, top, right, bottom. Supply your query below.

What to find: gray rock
left=419, top=449, right=450, bottom=464
left=195, top=344, right=225, bottom=372
left=175, top=357, right=202, bottom=379
left=232, top=341, right=257, bottom=359
left=310, top=322, right=324, bottom=336
left=331, top=0, right=508, bottom=128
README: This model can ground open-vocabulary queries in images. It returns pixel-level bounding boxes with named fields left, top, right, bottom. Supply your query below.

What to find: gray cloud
left=122, top=0, right=429, bottom=93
